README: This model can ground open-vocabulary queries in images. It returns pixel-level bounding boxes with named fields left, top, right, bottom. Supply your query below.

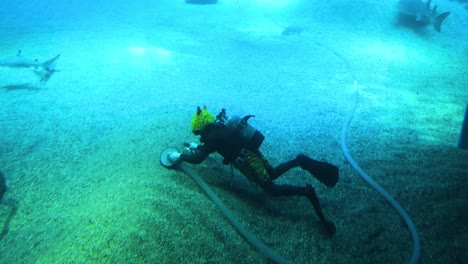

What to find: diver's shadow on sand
left=204, top=170, right=321, bottom=223
left=198, top=158, right=321, bottom=221
left=0, top=199, right=19, bottom=241
left=2, top=83, right=41, bottom=91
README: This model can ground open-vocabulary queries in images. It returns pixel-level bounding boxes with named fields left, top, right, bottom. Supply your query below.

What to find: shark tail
left=35, top=54, right=60, bottom=83
left=433, top=12, right=450, bottom=32
left=42, top=54, right=60, bottom=71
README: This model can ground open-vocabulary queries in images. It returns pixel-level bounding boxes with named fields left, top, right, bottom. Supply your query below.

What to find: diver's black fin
left=297, top=154, right=339, bottom=187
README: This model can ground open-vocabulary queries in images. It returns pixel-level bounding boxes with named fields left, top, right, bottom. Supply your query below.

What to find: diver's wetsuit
left=180, top=121, right=339, bottom=235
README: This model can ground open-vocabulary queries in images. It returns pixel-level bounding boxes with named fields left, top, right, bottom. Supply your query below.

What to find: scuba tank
left=215, top=109, right=265, bottom=168
left=225, top=114, right=265, bottom=150
left=216, top=108, right=265, bottom=150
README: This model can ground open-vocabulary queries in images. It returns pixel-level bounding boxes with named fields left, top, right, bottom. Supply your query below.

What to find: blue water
left=0, top=0, right=467, bottom=263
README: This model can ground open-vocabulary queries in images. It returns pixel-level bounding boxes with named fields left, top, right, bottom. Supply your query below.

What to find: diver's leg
left=270, top=159, right=300, bottom=180
left=270, top=155, right=339, bottom=187
left=261, top=181, right=336, bottom=235
left=305, top=184, right=336, bottom=235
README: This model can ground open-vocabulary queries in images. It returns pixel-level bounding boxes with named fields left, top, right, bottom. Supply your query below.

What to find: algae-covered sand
left=0, top=0, right=467, bottom=263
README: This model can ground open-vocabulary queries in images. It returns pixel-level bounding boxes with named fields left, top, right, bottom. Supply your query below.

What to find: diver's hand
left=183, top=142, right=199, bottom=150
left=168, top=152, right=182, bottom=164
left=183, top=142, right=199, bottom=154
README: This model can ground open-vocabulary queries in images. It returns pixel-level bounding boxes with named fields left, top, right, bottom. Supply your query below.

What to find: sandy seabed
left=0, top=1, right=467, bottom=263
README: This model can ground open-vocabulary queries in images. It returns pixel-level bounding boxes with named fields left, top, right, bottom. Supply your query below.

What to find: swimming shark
left=398, top=0, right=450, bottom=32
left=0, top=50, right=60, bottom=82
left=0, top=50, right=60, bottom=70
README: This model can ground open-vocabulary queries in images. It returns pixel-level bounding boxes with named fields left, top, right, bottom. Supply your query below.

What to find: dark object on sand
left=458, top=103, right=468, bottom=150
left=0, top=171, right=17, bottom=242
left=185, top=0, right=218, bottom=5
left=0, top=171, right=6, bottom=200
left=0, top=199, right=18, bottom=241
left=281, top=26, right=304, bottom=36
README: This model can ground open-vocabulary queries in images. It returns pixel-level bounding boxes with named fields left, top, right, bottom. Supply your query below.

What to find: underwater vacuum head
left=160, top=147, right=179, bottom=169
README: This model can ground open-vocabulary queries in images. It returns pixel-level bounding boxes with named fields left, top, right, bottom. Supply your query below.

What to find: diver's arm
left=180, top=145, right=211, bottom=164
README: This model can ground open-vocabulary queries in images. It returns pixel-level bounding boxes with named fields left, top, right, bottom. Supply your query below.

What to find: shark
left=0, top=50, right=60, bottom=83
left=398, top=0, right=451, bottom=32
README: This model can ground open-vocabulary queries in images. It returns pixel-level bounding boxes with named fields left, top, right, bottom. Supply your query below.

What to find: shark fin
left=426, top=0, right=431, bottom=9
left=34, top=69, right=46, bottom=82
left=434, top=12, right=450, bottom=32
left=34, top=68, right=56, bottom=83
left=42, top=54, right=60, bottom=71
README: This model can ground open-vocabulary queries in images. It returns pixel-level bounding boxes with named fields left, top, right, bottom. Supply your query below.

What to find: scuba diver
left=167, top=106, right=339, bottom=235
